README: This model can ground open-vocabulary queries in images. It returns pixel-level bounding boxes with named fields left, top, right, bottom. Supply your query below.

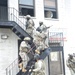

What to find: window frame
left=19, top=0, right=35, bottom=17
left=44, top=0, right=58, bottom=19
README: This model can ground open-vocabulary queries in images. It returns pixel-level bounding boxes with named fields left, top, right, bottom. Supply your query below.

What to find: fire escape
left=0, top=7, right=34, bottom=75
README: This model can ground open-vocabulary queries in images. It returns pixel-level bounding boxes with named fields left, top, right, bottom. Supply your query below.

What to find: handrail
left=6, top=58, right=18, bottom=69
left=8, top=7, right=26, bottom=19
left=8, top=7, right=26, bottom=21
left=6, top=58, right=19, bottom=75
left=11, top=13, right=24, bottom=25
left=0, top=6, right=27, bottom=31
left=8, top=7, right=26, bottom=30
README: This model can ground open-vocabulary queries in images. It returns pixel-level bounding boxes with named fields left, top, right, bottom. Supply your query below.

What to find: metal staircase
left=9, top=7, right=33, bottom=41
left=11, top=21, right=33, bottom=40
left=0, top=7, right=33, bottom=40
left=0, top=7, right=34, bottom=75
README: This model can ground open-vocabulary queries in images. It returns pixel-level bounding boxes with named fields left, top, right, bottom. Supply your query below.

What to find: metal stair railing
left=8, top=7, right=26, bottom=24
left=10, top=13, right=26, bottom=30
left=5, top=7, right=35, bottom=75
left=5, top=41, right=36, bottom=75
left=8, top=7, right=26, bottom=31
left=6, top=44, right=36, bottom=75
left=6, top=58, right=19, bottom=75
left=6, top=57, right=30, bottom=75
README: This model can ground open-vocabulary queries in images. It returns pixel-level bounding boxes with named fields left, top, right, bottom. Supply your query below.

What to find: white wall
left=8, top=0, right=18, bottom=10
left=0, top=29, right=19, bottom=75
left=64, top=0, right=75, bottom=75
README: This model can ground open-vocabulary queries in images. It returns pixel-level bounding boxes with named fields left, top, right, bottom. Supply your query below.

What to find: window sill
left=19, top=16, right=36, bottom=19
left=44, top=18, right=59, bottom=21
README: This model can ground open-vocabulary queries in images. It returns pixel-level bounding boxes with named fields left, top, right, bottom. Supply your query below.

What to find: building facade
left=0, top=0, right=74, bottom=75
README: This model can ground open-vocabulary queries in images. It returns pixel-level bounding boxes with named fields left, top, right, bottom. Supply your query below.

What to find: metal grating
left=49, top=32, right=64, bottom=46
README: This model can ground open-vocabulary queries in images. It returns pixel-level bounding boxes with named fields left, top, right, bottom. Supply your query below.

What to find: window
left=19, top=0, right=35, bottom=17
left=44, top=0, right=58, bottom=19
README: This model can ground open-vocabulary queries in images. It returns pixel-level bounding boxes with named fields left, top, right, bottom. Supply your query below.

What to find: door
left=48, top=46, right=65, bottom=75
left=0, top=0, right=8, bottom=21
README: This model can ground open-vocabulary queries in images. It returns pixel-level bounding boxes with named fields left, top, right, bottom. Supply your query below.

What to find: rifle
left=42, top=25, right=53, bottom=31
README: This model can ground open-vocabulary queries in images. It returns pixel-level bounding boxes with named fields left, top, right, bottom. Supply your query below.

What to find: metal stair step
left=18, top=34, right=24, bottom=39
left=12, top=27, right=16, bottom=32
left=15, top=30, right=20, bottom=35
left=11, top=22, right=33, bottom=40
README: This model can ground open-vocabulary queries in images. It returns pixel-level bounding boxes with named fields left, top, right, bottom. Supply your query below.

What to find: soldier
left=19, top=37, right=31, bottom=72
left=30, top=57, right=45, bottom=75
left=66, top=54, right=75, bottom=75
left=36, top=21, right=50, bottom=43
left=36, top=22, right=44, bottom=33
left=25, top=15, right=35, bottom=37
left=33, top=31, right=46, bottom=59
left=34, top=21, right=52, bottom=60
left=20, top=55, right=45, bottom=75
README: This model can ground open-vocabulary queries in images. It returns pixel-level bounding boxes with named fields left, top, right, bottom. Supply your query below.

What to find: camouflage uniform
left=19, top=37, right=31, bottom=72
left=26, top=15, right=34, bottom=36
left=32, top=59, right=45, bottom=75
left=36, top=22, right=48, bottom=43
left=34, top=22, right=48, bottom=55
left=34, top=22, right=51, bottom=60
left=66, top=54, right=75, bottom=75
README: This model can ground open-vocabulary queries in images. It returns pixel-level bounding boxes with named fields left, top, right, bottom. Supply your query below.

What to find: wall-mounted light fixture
left=1, top=35, right=9, bottom=39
